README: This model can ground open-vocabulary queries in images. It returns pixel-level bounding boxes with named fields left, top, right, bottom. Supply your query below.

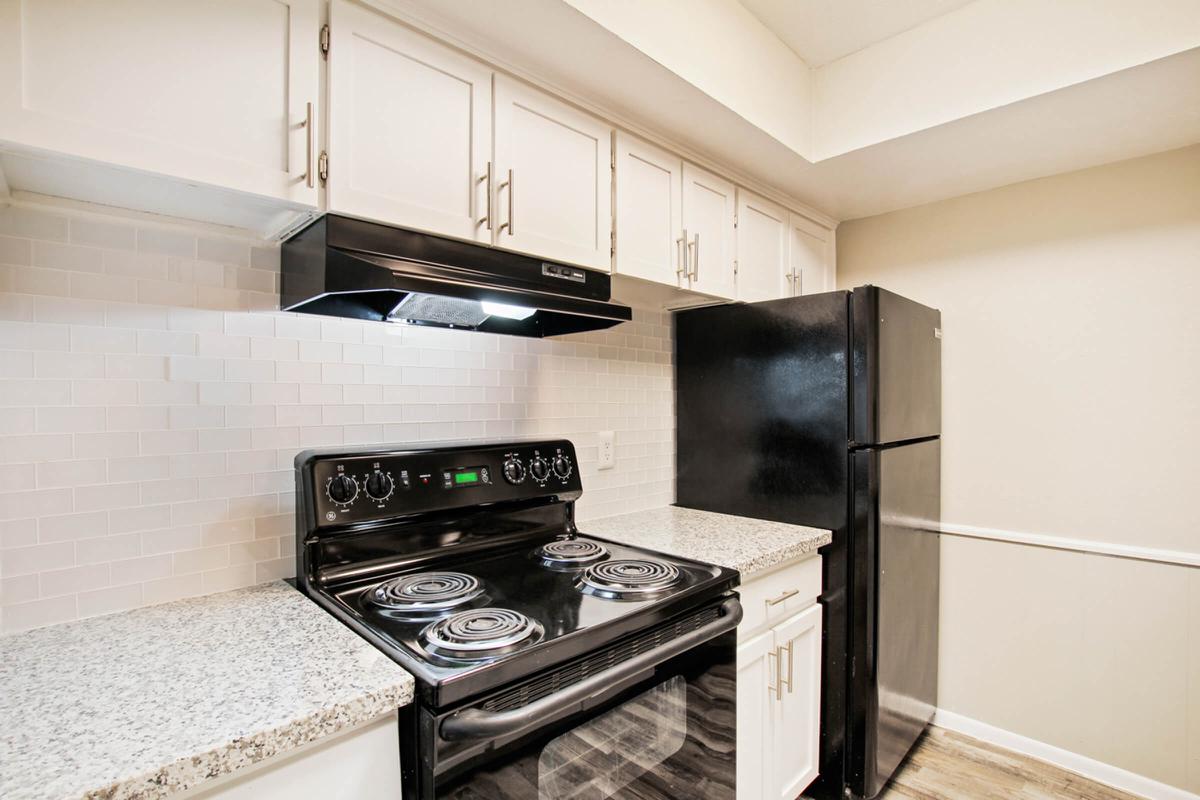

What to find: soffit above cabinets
left=738, top=0, right=977, bottom=67
left=386, top=0, right=1200, bottom=221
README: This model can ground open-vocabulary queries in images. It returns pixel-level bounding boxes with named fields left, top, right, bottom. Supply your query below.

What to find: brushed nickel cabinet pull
left=304, top=101, right=314, bottom=189
left=675, top=232, right=687, bottom=278
left=782, top=640, right=794, bottom=694
left=502, top=169, right=514, bottom=235
left=767, top=646, right=781, bottom=699
left=766, top=588, right=799, bottom=606
left=479, top=161, right=493, bottom=231
left=688, top=232, right=699, bottom=281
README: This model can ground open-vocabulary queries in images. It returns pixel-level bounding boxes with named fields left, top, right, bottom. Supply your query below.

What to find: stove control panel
left=299, top=440, right=582, bottom=528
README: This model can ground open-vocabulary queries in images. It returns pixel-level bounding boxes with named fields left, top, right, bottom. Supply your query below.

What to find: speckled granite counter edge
left=87, top=682, right=413, bottom=800
left=725, top=529, right=831, bottom=578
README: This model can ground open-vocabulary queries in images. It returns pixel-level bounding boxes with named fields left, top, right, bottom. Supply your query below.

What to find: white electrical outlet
left=597, top=431, right=615, bottom=470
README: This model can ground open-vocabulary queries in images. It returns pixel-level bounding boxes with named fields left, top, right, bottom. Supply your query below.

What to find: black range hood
left=280, top=215, right=632, bottom=338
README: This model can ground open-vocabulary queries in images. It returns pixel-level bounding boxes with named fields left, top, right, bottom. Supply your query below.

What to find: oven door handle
left=440, top=597, right=743, bottom=742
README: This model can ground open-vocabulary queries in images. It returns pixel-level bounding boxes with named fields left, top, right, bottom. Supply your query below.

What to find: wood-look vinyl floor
left=874, top=727, right=1143, bottom=800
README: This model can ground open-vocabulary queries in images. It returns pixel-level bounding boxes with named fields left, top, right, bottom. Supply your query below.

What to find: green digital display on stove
left=454, top=470, right=479, bottom=485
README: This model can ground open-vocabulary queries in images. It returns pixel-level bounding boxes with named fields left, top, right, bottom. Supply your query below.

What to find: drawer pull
left=766, top=588, right=799, bottom=606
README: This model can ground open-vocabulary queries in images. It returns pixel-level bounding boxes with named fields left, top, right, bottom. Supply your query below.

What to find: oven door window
left=538, top=676, right=686, bottom=798
left=434, top=632, right=736, bottom=800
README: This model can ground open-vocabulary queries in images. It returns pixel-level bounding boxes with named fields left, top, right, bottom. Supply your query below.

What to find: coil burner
left=369, top=572, right=485, bottom=618
left=420, top=608, right=543, bottom=662
left=576, top=559, right=683, bottom=601
left=536, top=538, right=609, bottom=569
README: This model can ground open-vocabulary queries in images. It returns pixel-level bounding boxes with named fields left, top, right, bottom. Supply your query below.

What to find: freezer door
left=676, top=291, right=851, bottom=532
left=849, top=438, right=940, bottom=800
left=852, top=286, right=941, bottom=445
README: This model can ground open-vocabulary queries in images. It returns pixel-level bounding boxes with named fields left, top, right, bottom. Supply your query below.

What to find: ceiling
left=738, top=0, right=978, bottom=66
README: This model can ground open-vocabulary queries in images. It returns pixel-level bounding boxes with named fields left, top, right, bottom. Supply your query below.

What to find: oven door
left=405, top=597, right=741, bottom=800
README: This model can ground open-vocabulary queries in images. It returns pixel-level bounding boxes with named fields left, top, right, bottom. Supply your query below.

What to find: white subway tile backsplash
left=0, top=208, right=69, bottom=242
left=0, top=206, right=675, bottom=633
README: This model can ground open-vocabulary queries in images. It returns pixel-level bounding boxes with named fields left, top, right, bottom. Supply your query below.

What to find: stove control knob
left=327, top=474, right=358, bottom=505
left=530, top=457, right=550, bottom=483
left=364, top=470, right=393, bottom=501
left=502, top=458, right=526, bottom=484
left=552, top=455, right=573, bottom=480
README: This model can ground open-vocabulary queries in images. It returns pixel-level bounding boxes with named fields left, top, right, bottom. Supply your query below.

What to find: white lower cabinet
left=737, top=556, right=823, bottom=800
left=769, top=604, right=822, bottom=800
left=182, top=714, right=401, bottom=799
left=737, top=628, right=777, bottom=800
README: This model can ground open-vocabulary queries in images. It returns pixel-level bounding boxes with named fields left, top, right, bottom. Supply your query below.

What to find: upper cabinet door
left=327, top=0, right=491, bottom=242
left=493, top=76, right=613, bottom=271
left=0, top=0, right=319, bottom=207
left=614, top=133, right=683, bottom=286
left=682, top=164, right=737, bottom=300
left=736, top=190, right=791, bottom=302
left=790, top=213, right=835, bottom=296
left=771, top=603, right=823, bottom=800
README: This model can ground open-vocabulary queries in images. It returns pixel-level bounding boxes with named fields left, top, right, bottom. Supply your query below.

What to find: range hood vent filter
left=390, top=293, right=489, bottom=328
left=281, top=215, right=632, bottom=339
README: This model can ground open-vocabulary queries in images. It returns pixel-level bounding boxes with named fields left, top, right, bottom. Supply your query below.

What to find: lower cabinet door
left=736, top=628, right=776, bottom=800
left=771, top=603, right=823, bottom=800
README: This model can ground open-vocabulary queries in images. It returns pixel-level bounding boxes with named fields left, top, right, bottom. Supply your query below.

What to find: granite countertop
left=0, top=581, right=414, bottom=800
left=583, top=506, right=831, bottom=577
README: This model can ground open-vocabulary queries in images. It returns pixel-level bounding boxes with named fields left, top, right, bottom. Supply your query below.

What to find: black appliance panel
left=300, top=441, right=580, bottom=530
left=406, top=619, right=738, bottom=800
left=852, top=287, right=942, bottom=446
left=676, top=292, right=851, bottom=532
left=849, top=439, right=940, bottom=799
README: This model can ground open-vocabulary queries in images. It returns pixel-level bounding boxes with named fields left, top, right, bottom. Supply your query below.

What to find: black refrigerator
left=675, top=286, right=941, bottom=800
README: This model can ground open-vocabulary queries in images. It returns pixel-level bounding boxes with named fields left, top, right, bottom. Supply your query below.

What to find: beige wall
left=837, top=145, right=1200, bottom=793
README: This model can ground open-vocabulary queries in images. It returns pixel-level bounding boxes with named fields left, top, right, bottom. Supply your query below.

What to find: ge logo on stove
left=325, top=511, right=337, bottom=522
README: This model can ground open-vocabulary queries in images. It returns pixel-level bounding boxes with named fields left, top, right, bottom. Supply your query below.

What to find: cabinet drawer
left=738, top=555, right=821, bottom=639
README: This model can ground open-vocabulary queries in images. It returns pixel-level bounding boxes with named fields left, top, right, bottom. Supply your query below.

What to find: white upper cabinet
left=789, top=213, right=835, bottom=296
left=493, top=76, right=613, bottom=271
left=682, top=164, right=737, bottom=300
left=0, top=0, right=319, bottom=208
left=736, top=190, right=791, bottom=302
left=771, top=603, right=822, bottom=800
left=327, top=0, right=491, bottom=242
left=614, top=134, right=684, bottom=286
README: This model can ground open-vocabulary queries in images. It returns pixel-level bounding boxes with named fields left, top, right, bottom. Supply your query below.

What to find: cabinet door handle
left=479, top=161, right=493, bottom=231
left=303, top=101, right=314, bottom=189
left=767, top=646, right=781, bottom=699
left=498, top=169, right=515, bottom=236
left=766, top=588, right=799, bottom=606
left=675, top=233, right=687, bottom=279
left=782, top=640, right=794, bottom=694
left=688, top=232, right=699, bottom=281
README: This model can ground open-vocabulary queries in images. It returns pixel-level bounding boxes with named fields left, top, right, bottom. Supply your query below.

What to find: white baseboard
left=932, top=709, right=1199, bottom=800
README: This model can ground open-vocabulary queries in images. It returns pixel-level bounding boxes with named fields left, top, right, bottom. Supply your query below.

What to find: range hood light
left=481, top=301, right=537, bottom=321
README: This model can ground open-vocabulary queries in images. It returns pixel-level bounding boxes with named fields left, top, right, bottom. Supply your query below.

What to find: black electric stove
left=294, top=440, right=742, bottom=799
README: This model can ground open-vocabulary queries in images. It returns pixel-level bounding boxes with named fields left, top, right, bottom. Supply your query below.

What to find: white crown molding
left=932, top=709, right=1200, bottom=800
left=938, top=521, right=1200, bottom=569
